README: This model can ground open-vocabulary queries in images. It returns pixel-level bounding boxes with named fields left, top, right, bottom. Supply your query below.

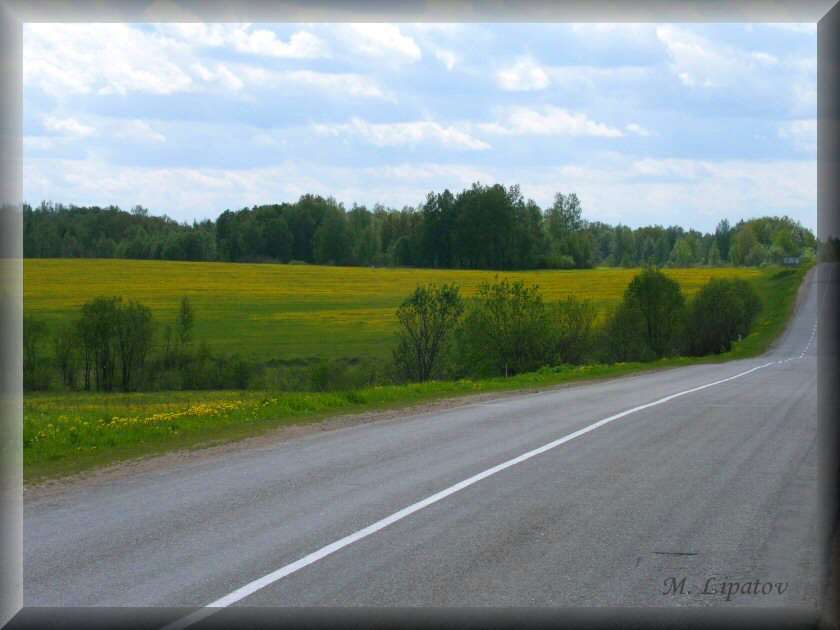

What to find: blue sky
left=23, top=22, right=817, bottom=232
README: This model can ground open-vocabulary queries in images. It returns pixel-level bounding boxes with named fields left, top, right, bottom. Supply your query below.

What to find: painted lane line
left=163, top=360, right=775, bottom=630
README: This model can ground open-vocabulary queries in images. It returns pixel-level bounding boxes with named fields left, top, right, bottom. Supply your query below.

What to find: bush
left=309, top=359, right=338, bottom=391
left=455, top=278, right=550, bottom=377
left=226, top=355, right=253, bottom=390
left=392, top=283, right=464, bottom=382
left=344, top=357, right=389, bottom=389
left=23, top=316, right=49, bottom=391
left=620, top=267, right=686, bottom=359
left=688, top=278, right=762, bottom=355
left=548, top=296, right=596, bottom=365
left=599, top=303, right=655, bottom=363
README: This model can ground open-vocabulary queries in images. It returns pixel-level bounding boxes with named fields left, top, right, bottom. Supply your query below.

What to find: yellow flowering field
left=24, top=259, right=763, bottom=360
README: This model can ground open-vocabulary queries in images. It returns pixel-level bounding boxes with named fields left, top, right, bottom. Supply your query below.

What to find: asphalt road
left=21, top=266, right=830, bottom=618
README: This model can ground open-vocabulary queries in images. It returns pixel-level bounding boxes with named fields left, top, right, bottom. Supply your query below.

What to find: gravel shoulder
left=23, top=368, right=673, bottom=503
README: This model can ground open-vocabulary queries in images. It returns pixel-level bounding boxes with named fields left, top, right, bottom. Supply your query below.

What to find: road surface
left=18, top=266, right=832, bottom=626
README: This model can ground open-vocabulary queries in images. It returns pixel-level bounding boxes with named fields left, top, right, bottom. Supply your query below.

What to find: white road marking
left=163, top=359, right=775, bottom=630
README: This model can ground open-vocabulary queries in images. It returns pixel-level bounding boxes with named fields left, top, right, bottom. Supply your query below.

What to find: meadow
left=24, top=259, right=764, bottom=361
left=22, top=260, right=805, bottom=482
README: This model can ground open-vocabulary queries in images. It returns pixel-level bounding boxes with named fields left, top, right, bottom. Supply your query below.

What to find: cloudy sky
left=23, top=22, right=817, bottom=232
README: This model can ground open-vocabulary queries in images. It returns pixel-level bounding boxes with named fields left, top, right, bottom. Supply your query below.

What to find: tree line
left=24, top=184, right=817, bottom=269
left=392, top=269, right=763, bottom=382
left=25, top=295, right=230, bottom=391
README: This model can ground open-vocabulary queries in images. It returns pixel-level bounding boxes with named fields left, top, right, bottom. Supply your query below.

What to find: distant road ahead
left=22, top=266, right=830, bottom=621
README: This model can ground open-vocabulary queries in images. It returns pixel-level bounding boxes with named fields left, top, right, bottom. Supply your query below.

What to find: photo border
left=2, top=2, right=837, bottom=628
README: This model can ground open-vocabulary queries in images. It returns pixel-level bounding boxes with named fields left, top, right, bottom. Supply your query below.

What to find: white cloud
left=345, top=24, right=422, bottom=65
left=229, top=28, right=331, bottom=58
left=656, top=25, right=722, bottom=87
left=749, top=51, right=778, bottom=65
left=313, top=118, right=490, bottom=150
left=778, top=119, right=816, bottom=152
left=790, top=75, right=817, bottom=114
left=374, top=163, right=492, bottom=185
left=626, top=123, right=653, bottom=137
left=510, top=157, right=816, bottom=230
left=242, top=68, right=392, bottom=100
left=435, top=48, right=458, bottom=71
left=478, top=106, right=624, bottom=138
left=24, top=136, right=64, bottom=151
left=547, top=65, right=650, bottom=85
left=25, top=23, right=195, bottom=97
left=115, top=120, right=166, bottom=143
left=23, top=23, right=335, bottom=99
left=153, top=23, right=234, bottom=47
left=42, top=115, right=95, bottom=137
left=23, top=157, right=438, bottom=220
left=154, top=23, right=331, bottom=58
left=188, top=62, right=245, bottom=91
left=497, top=57, right=550, bottom=91
left=656, top=25, right=792, bottom=90
left=24, top=156, right=817, bottom=233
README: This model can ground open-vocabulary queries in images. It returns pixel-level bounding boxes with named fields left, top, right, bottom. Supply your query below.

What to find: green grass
left=20, top=363, right=683, bottom=483
left=22, top=262, right=809, bottom=484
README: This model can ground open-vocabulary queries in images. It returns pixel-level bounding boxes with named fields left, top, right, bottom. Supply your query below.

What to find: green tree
left=688, top=278, right=762, bottom=354
left=460, top=278, right=549, bottom=376
left=313, top=207, right=349, bottom=265
left=53, top=324, right=78, bottom=388
left=549, top=296, right=596, bottom=365
left=74, top=317, right=95, bottom=390
left=23, top=316, right=49, bottom=390
left=745, top=243, right=769, bottom=266
left=772, top=227, right=797, bottom=257
left=732, top=224, right=756, bottom=266
left=601, top=302, right=653, bottom=363
left=393, top=284, right=464, bottom=382
left=455, top=183, right=517, bottom=269
left=708, top=240, right=721, bottom=266
left=263, top=216, right=294, bottom=262
left=176, top=295, right=195, bottom=359
left=546, top=192, right=583, bottom=240
left=669, top=237, right=694, bottom=267
left=115, top=300, right=154, bottom=391
left=715, top=219, right=732, bottom=261
left=79, top=296, right=121, bottom=391
left=622, top=267, right=686, bottom=358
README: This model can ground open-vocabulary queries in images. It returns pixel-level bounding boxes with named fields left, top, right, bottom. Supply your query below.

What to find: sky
left=22, top=22, right=817, bottom=233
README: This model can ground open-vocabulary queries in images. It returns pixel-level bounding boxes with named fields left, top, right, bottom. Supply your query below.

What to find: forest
left=23, top=182, right=818, bottom=269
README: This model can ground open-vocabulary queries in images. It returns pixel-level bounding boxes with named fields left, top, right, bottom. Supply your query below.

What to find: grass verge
left=23, top=265, right=809, bottom=484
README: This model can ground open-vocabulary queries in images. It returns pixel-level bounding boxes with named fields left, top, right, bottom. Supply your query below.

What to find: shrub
left=621, top=267, right=686, bottom=358
left=549, top=296, right=597, bottom=365
left=392, top=283, right=464, bottom=382
left=455, top=278, right=550, bottom=377
left=23, top=316, right=49, bottom=390
left=688, top=278, right=762, bottom=355
left=52, top=324, right=78, bottom=388
left=599, top=303, right=655, bottom=363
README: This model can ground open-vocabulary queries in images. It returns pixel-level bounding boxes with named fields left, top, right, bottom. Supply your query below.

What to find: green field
left=25, top=259, right=766, bottom=361
left=22, top=260, right=807, bottom=482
